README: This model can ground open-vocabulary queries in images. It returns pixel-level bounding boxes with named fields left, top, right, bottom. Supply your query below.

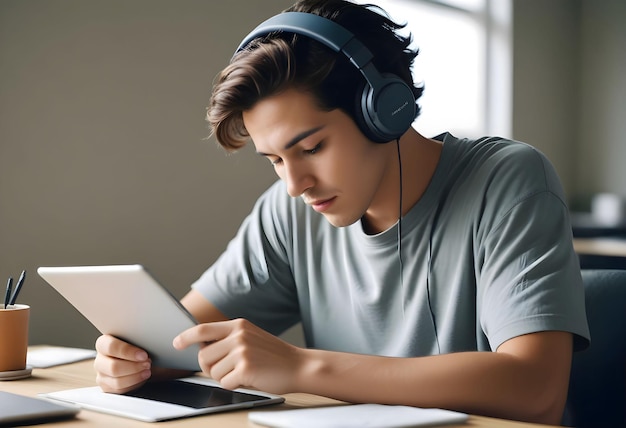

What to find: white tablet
left=38, top=264, right=201, bottom=371
left=41, top=376, right=284, bottom=422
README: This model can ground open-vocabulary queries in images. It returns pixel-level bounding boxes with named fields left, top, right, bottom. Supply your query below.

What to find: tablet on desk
left=38, top=264, right=201, bottom=371
left=41, top=376, right=284, bottom=422
left=0, top=392, right=79, bottom=426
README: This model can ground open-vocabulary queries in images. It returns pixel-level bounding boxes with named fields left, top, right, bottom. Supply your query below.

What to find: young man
left=94, top=0, right=590, bottom=424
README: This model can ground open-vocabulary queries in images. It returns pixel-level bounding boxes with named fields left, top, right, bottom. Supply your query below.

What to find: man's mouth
left=306, top=197, right=336, bottom=213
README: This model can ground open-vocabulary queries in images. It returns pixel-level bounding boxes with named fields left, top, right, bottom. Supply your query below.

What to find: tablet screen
left=124, top=380, right=267, bottom=409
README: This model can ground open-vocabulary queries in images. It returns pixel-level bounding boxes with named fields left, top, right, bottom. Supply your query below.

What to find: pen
left=4, top=277, right=13, bottom=309
left=9, top=270, right=26, bottom=306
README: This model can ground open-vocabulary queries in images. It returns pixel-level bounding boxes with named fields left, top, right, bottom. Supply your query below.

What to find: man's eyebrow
left=256, top=125, right=325, bottom=156
left=283, top=126, right=324, bottom=150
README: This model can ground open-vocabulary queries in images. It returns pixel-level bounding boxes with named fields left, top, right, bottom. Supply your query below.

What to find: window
left=354, top=0, right=512, bottom=139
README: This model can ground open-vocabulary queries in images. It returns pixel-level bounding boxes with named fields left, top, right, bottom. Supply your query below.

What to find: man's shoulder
left=443, top=134, right=552, bottom=181
left=450, top=134, right=541, bottom=160
left=435, top=133, right=566, bottom=211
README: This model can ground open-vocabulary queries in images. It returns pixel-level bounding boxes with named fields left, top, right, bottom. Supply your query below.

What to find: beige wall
left=0, top=0, right=293, bottom=347
left=1, top=0, right=625, bottom=348
left=576, top=0, right=626, bottom=200
left=512, top=0, right=581, bottom=199
left=512, top=0, right=626, bottom=209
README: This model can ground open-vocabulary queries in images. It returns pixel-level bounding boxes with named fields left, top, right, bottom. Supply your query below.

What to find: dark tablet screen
left=124, top=380, right=267, bottom=409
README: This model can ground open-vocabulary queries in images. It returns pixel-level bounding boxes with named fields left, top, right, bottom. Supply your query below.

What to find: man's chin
left=322, top=213, right=360, bottom=228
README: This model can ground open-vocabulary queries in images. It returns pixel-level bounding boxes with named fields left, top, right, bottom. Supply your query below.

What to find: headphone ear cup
left=236, top=13, right=417, bottom=143
left=352, top=81, right=385, bottom=143
left=360, top=74, right=416, bottom=143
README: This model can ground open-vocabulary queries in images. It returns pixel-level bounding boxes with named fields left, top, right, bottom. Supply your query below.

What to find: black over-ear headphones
left=235, top=11, right=417, bottom=143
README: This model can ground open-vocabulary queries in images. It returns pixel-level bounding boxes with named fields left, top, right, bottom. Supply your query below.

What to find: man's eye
left=304, top=143, right=322, bottom=155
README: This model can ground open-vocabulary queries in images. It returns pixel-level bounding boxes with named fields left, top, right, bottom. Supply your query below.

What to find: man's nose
left=284, top=162, right=314, bottom=198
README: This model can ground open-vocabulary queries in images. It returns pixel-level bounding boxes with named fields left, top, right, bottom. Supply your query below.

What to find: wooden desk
left=1, top=357, right=557, bottom=427
left=573, top=237, right=626, bottom=258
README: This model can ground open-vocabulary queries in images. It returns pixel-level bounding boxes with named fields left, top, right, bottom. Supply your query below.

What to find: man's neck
left=361, top=128, right=443, bottom=235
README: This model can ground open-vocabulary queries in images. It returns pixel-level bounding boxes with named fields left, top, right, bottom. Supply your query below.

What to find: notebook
left=0, top=392, right=79, bottom=426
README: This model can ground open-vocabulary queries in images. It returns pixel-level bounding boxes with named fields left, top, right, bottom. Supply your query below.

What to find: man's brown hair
left=206, top=0, right=423, bottom=151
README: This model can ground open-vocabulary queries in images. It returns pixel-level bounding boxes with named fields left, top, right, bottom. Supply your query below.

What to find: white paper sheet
left=27, top=346, right=97, bottom=368
left=249, top=404, right=468, bottom=428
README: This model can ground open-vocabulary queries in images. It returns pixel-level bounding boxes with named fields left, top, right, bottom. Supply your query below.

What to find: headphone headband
left=234, top=11, right=416, bottom=143
left=237, top=12, right=375, bottom=76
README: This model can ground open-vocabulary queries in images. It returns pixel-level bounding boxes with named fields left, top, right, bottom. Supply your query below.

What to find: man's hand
left=94, top=335, right=152, bottom=394
left=173, top=318, right=305, bottom=394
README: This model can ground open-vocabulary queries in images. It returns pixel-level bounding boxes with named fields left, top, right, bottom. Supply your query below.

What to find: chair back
left=562, top=269, right=626, bottom=427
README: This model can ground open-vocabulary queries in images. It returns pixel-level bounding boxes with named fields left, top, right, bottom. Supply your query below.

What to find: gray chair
left=562, top=269, right=626, bottom=427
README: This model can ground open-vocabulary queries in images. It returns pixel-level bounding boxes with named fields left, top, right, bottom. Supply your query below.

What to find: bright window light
left=353, top=0, right=511, bottom=139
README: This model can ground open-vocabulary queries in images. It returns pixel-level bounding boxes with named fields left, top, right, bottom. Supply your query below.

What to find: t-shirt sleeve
left=191, top=181, right=300, bottom=336
left=476, top=147, right=590, bottom=351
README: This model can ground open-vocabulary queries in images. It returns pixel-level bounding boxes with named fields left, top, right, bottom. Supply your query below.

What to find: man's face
left=243, top=89, right=392, bottom=228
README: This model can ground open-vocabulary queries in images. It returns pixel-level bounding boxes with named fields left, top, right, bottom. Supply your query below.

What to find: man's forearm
left=294, top=331, right=572, bottom=425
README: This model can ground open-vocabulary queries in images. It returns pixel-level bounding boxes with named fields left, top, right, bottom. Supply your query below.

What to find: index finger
left=95, top=334, right=149, bottom=362
left=173, top=321, right=231, bottom=350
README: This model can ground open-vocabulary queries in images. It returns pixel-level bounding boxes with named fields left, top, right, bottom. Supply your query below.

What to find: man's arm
left=174, top=310, right=572, bottom=426
left=181, top=289, right=230, bottom=323
left=296, top=331, right=572, bottom=425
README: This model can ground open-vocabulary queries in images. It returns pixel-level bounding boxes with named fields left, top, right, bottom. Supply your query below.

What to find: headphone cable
left=397, top=136, right=440, bottom=353
left=396, top=138, right=405, bottom=317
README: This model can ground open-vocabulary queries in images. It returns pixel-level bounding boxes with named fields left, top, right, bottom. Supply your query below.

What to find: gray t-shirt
left=192, top=133, right=590, bottom=356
